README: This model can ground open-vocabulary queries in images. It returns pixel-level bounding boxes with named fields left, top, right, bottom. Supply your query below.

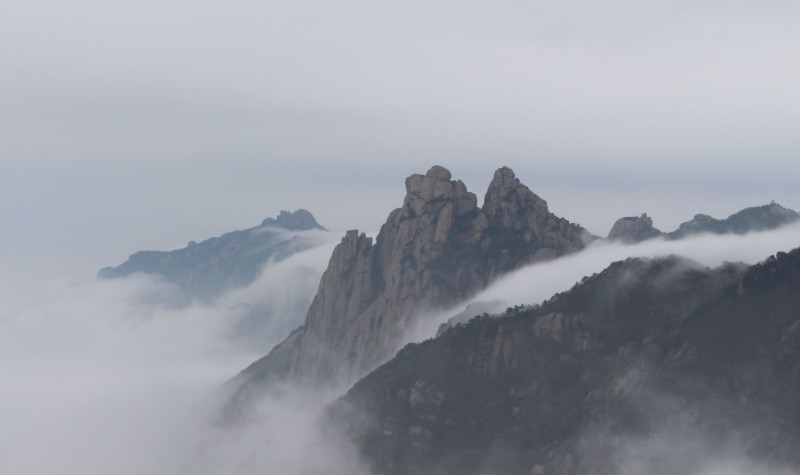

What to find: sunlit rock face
left=232, top=166, right=592, bottom=398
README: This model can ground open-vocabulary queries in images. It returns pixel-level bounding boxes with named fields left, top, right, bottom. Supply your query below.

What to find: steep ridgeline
left=232, top=166, right=591, bottom=396
left=98, top=209, right=327, bottom=299
left=333, top=249, right=800, bottom=475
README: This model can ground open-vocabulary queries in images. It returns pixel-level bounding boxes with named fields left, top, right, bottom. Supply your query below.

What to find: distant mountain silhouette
left=666, top=202, right=799, bottom=239
left=98, top=209, right=327, bottom=299
left=606, top=203, right=798, bottom=244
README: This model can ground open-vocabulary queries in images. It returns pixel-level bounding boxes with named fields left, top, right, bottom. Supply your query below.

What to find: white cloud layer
left=476, top=222, right=800, bottom=308
left=409, top=222, right=800, bottom=347
left=2, top=223, right=800, bottom=474
left=0, top=243, right=342, bottom=475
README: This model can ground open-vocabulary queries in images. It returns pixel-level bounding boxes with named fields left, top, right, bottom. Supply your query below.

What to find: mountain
left=260, top=209, right=325, bottom=231
left=665, top=202, right=799, bottom=240
left=332, top=247, right=800, bottom=475
left=98, top=209, right=327, bottom=299
left=229, top=166, right=594, bottom=403
left=606, top=213, right=663, bottom=243
left=606, top=203, right=798, bottom=245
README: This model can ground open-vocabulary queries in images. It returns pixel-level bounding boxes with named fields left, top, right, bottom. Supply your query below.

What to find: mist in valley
left=0, top=242, right=359, bottom=475
left=408, top=222, right=800, bottom=344
left=3, top=222, right=800, bottom=474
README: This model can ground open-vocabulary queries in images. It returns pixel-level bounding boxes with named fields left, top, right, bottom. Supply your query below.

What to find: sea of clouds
left=2, top=224, right=800, bottom=475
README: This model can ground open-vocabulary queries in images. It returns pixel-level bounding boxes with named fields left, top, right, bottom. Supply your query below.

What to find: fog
left=408, top=222, right=800, bottom=362
left=3, top=217, right=799, bottom=474
left=477, top=222, right=800, bottom=308
left=0, top=242, right=367, bottom=475
left=215, top=234, right=338, bottom=350
left=404, top=226, right=800, bottom=475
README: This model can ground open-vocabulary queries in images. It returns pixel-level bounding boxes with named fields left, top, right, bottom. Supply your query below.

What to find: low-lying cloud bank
left=481, top=221, right=800, bottom=309
left=219, top=238, right=338, bottom=351
left=2, top=224, right=800, bottom=475
left=409, top=222, right=800, bottom=341
left=0, top=241, right=348, bottom=475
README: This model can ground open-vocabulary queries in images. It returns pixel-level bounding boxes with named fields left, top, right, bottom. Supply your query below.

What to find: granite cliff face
left=98, top=209, right=327, bottom=299
left=232, top=166, right=592, bottom=396
left=334, top=248, right=800, bottom=475
left=606, top=213, right=663, bottom=243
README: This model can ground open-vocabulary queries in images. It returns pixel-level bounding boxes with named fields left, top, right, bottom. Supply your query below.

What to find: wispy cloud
left=407, top=222, right=800, bottom=344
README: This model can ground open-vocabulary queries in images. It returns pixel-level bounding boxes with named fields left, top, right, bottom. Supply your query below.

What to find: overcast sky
left=3, top=0, right=799, bottom=269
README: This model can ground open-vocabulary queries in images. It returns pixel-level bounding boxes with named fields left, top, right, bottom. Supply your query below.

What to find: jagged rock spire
left=231, top=166, right=591, bottom=399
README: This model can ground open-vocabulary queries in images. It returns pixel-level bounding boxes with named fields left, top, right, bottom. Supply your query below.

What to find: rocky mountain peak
left=483, top=166, right=549, bottom=219
left=487, top=165, right=517, bottom=187
left=607, top=213, right=663, bottom=243
left=261, top=209, right=325, bottom=231
left=481, top=166, right=588, bottom=264
left=424, top=165, right=452, bottom=181
left=230, top=166, right=592, bottom=398
left=402, top=166, right=477, bottom=221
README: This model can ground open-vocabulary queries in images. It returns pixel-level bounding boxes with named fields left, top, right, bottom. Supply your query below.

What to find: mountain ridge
left=98, top=209, right=327, bottom=299
left=606, top=202, right=798, bottom=243
left=332, top=247, right=800, bottom=474
left=229, top=166, right=593, bottom=405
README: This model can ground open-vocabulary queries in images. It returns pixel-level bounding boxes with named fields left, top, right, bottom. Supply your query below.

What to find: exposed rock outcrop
left=232, top=166, right=592, bottom=398
left=482, top=167, right=587, bottom=265
left=606, top=213, right=663, bottom=243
